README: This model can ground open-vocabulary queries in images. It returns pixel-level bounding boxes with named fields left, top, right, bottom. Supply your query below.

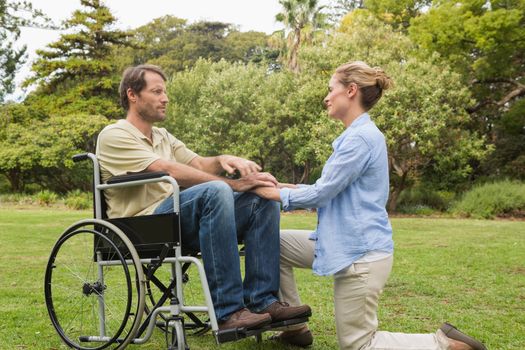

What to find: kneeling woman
left=254, top=61, right=486, bottom=350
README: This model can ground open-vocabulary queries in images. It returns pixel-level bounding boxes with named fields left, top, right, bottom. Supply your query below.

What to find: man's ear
left=127, top=88, right=137, bottom=104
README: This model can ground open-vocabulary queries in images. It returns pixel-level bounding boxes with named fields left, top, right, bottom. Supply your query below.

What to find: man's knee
left=262, top=196, right=280, bottom=218
left=204, top=180, right=234, bottom=202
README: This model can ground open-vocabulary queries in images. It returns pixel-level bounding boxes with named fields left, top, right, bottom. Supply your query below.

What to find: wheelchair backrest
left=74, top=153, right=182, bottom=259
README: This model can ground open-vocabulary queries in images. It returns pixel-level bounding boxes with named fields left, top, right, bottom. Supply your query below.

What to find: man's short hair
left=119, top=64, right=167, bottom=111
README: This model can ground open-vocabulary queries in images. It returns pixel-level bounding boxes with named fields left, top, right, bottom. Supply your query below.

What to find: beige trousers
left=279, top=230, right=451, bottom=350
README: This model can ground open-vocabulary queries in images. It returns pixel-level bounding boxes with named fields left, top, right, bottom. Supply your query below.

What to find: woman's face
left=324, top=75, right=355, bottom=120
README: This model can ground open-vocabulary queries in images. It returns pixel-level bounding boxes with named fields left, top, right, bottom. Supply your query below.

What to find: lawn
left=0, top=208, right=524, bottom=349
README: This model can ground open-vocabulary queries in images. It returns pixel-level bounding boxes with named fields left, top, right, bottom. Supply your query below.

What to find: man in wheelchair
left=96, top=64, right=311, bottom=332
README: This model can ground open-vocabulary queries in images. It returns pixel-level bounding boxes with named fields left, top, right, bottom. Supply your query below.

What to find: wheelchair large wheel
left=44, top=219, right=145, bottom=350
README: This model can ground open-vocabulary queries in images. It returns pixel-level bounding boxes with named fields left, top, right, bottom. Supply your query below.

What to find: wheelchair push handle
left=72, top=153, right=90, bottom=163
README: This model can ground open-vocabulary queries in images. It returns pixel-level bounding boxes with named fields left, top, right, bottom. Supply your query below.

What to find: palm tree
left=275, top=0, right=327, bottom=72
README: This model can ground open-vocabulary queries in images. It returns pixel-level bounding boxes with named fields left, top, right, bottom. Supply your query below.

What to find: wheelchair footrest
left=215, top=316, right=310, bottom=344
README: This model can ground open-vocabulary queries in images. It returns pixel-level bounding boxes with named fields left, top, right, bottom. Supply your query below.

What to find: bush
left=451, top=180, right=525, bottom=219
left=0, top=193, right=35, bottom=206
left=64, top=190, right=91, bottom=210
left=36, top=190, right=59, bottom=206
left=397, top=187, right=456, bottom=213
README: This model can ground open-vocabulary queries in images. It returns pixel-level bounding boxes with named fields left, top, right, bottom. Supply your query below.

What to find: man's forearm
left=148, top=158, right=223, bottom=187
left=189, top=155, right=224, bottom=175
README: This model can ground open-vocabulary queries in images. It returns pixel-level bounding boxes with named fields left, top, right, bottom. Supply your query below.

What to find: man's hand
left=229, top=172, right=278, bottom=192
left=219, top=155, right=261, bottom=177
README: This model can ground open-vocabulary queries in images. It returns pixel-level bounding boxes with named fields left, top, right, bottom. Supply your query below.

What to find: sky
left=11, top=0, right=286, bottom=100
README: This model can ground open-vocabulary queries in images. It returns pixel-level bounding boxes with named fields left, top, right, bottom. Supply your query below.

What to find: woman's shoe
left=270, top=327, right=313, bottom=347
left=440, top=323, right=488, bottom=350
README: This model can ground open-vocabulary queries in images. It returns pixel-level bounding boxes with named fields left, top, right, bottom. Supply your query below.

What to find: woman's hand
left=278, top=183, right=298, bottom=189
left=252, top=186, right=281, bottom=202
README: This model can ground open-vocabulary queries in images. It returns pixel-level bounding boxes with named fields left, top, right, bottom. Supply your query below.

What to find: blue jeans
left=154, top=180, right=280, bottom=321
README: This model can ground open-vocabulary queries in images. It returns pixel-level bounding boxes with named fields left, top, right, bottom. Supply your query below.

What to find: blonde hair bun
left=335, top=61, right=393, bottom=110
left=373, top=67, right=393, bottom=91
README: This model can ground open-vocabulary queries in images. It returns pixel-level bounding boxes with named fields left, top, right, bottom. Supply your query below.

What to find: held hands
left=251, top=182, right=296, bottom=202
left=219, top=155, right=261, bottom=177
left=230, top=172, right=278, bottom=192
left=218, top=155, right=289, bottom=195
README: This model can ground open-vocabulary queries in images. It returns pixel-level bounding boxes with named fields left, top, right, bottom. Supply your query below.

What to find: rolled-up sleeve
left=98, top=128, right=161, bottom=176
left=282, top=135, right=371, bottom=210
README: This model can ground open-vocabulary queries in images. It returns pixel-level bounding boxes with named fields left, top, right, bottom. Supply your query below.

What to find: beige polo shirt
left=96, top=119, right=198, bottom=218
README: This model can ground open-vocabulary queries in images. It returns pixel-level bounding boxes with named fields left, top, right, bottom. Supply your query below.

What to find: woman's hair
left=335, top=61, right=393, bottom=111
left=119, top=64, right=167, bottom=111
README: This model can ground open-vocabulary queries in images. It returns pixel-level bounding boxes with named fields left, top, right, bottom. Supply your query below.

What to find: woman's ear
left=347, top=83, right=357, bottom=98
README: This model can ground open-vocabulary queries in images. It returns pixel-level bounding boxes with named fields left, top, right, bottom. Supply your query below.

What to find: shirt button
left=314, top=254, right=317, bottom=258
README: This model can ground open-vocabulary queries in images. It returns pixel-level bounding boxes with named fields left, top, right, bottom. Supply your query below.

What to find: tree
left=364, top=0, right=430, bottom=30
left=0, top=0, right=51, bottom=102
left=126, top=17, right=271, bottom=77
left=0, top=109, right=108, bottom=192
left=23, top=0, right=131, bottom=118
left=410, top=0, right=525, bottom=110
left=164, top=58, right=338, bottom=183
left=301, top=12, right=491, bottom=210
left=328, top=0, right=365, bottom=23
left=276, top=0, right=328, bottom=72
left=409, top=0, right=525, bottom=179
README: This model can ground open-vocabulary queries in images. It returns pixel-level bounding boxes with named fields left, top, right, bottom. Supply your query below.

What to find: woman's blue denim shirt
left=280, top=113, right=394, bottom=276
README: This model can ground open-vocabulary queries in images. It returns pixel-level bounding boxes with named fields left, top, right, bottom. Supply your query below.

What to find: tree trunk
left=299, top=160, right=310, bottom=184
left=288, top=28, right=302, bottom=73
left=5, top=169, right=23, bottom=192
left=388, top=171, right=407, bottom=213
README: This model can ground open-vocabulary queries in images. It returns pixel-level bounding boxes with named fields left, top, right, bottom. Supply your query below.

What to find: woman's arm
left=280, top=135, right=371, bottom=210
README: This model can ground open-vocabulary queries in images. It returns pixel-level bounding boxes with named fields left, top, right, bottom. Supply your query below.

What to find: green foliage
left=410, top=0, right=525, bottom=83
left=164, top=14, right=490, bottom=203
left=23, top=0, right=131, bottom=119
left=484, top=98, right=525, bottom=180
left=276, top=0, right=328, bottom=72
left=64, top=189, right=91, bottom=210
left=302, top=13, right=490, bottom=210
left=363, top=0, right=430, bottom=30
left=452, top=180, right=525, bottom=219
left=409, top=0, right=525, bottom=179
left=397, top=186, right=456, bottom=213
left=165, top=59, right=334, bottom=183
left=126, top=16, right=272, bottom=77
left=35, top=190, right=58, bottom=206
left=0, top=1, right=52, bottom=102
left=0, top=113, right=108, bottom=192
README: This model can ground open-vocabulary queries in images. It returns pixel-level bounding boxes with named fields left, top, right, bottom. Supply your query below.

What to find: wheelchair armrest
left=72, top=153, right=90, bottom=163
left=107, top=171, right=169, bottom=184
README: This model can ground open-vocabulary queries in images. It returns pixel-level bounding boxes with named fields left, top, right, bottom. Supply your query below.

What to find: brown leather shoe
left=218, top=308, right=272, bottom=330
left=440, top=323, right=487, bottom=350
left=270, top=327, right=314, bottom=347
left=259, top=301, right=312, bottom=322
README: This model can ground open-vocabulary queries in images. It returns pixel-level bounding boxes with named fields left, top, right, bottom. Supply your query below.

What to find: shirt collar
left=117, top=119, right=162, bottom=146
left=332, top=113, right=371, bottom=149
left=348, top=112, right=370, bottom=129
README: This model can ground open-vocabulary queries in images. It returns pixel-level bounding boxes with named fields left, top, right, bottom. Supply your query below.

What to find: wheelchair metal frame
left=45, top=153, right=218, bottom=350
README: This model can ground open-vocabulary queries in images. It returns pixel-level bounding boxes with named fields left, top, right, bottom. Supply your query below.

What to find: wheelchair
left=44, top=153, right=309, bottom=350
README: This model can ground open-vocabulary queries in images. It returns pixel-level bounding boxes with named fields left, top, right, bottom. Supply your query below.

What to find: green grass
left=0, top=208, right=524, bottom=349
